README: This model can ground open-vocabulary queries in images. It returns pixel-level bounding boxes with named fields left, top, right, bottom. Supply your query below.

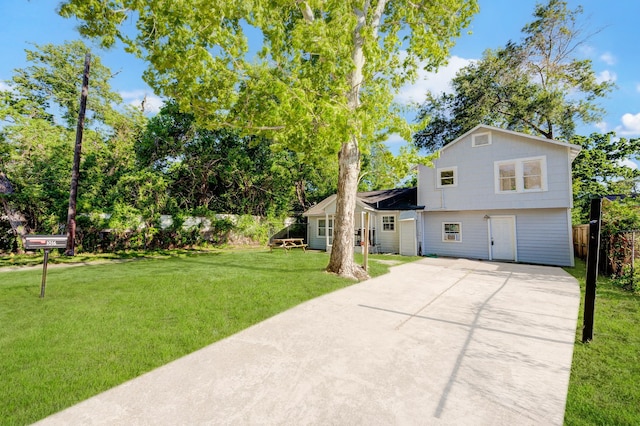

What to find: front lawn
left=0, top=249, right=415, bottom=424
left=563, top=259, right=640, bottom=425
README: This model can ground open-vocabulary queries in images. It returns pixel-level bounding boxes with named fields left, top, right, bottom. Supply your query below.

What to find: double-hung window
left=382, top=215, right=395, bottom=231
left=436, top=166, right=457, bottom=188
left=495, top=156, right=547, bottom=193
left=318, top=218, right=333, bottom=237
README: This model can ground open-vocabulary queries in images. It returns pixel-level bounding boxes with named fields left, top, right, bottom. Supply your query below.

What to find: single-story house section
left=303, top=187, right=424, bottom=256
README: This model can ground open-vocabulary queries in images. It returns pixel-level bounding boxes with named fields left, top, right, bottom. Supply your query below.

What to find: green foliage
left=0, top=41, right=145, bottom=236
left=601, top=197, right=640, bottom=235
left=414, top=0, right=613, bottom=151
left=611, top=264, right=640, bottom=293
left=58, top=0, right=479, bottom=276
left=359, top=143, right=434, bottom=191
left=571, top=133, right=640, bottom=224
left=563, top=259, right=640, bottom=424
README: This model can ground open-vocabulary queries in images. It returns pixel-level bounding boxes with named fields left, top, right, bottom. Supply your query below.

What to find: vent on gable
left=472, top=132, right=491, bottom=147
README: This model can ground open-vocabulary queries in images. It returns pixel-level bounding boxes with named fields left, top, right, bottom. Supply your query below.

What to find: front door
left=490, top=216, right=516, bottom=261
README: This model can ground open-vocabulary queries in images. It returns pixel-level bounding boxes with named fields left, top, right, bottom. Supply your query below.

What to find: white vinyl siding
left=418, top=129, right=573, bottom=212
left=421, top=209, right=573, bottom=267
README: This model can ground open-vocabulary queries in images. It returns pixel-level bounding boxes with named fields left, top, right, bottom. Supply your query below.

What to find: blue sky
left=1, top=0, right=639, bottom=144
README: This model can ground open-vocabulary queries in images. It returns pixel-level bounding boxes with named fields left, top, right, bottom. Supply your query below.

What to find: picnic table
left=270, top=238, right=307, bottom=252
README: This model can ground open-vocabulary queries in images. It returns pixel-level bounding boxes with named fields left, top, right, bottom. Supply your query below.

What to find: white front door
left=490, top=216, right=516, bottom=261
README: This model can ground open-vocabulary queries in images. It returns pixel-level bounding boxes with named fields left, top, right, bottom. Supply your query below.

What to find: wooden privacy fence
left=573, top=225, right=589, bottom=260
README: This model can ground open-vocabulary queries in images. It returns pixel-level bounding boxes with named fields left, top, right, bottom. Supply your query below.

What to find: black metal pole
left=582, top=197, right=602, bottom=343
left=40, top=249, right=50, bottom=298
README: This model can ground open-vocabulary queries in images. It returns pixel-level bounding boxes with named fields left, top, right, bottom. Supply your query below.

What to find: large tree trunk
left=326, top=138, right=368, bottom=280
left=325, top=4, right=374, bottom=280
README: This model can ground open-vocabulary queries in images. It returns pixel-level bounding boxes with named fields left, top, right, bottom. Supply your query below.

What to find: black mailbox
left=24, top=235, right=68, bottom=250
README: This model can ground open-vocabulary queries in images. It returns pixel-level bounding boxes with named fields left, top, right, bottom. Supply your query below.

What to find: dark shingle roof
left=357, top=187, right=421, bottom=210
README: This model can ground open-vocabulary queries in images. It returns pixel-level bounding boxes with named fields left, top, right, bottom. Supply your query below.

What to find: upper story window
left=436, top=166, right=458, bottom=188
left=472, top=132, right=491, bottom=147
left=494, top=156, right=547, bottom=193
left=382, top=215, right=395, bottom=232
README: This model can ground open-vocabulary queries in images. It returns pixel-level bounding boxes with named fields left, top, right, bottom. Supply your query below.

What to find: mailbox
left=24, top=235, right=68, bottom=250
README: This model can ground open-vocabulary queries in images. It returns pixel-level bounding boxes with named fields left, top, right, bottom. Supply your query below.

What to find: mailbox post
left=24, top=235, right=68, bottom=298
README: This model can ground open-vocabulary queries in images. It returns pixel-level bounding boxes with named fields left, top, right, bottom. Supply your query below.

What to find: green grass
left=563, top=259, right=640, bottom=425
left=0, top=249, right=415, bottom=424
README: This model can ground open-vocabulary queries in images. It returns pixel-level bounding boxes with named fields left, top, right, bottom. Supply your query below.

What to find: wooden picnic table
left=270, top=238, right=307, bottom=252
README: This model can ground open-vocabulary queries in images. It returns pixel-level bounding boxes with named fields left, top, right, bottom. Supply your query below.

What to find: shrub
left=612, top=264, right=640, bottom=293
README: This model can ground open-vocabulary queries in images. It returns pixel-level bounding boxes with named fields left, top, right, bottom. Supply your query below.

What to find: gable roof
left=442, top=124, right=582, bottom=162
left=303, top=187, right=421, bottom=216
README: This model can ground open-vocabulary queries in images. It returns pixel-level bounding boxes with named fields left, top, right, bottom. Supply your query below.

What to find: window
left=523, top=159, right=542, bottom=190
left=494, top=156, right=547, bottom=193
left=437, top=167, right=457, bottom=188
left=472, top=132, right=491, bottom=147
left=498, top=163, right=517, bottom=192
left=382, top=215, right=395, bottom=231
left=442, top=222, right=461, bottom=242
left=318, top=218, right=333, bottom=237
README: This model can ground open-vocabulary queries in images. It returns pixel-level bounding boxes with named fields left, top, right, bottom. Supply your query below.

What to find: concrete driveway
left=36, top=257, right=580, bottom=425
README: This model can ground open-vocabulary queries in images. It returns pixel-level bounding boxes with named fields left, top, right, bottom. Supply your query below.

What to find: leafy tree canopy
left=58, top=0, right=478, bottom=278
left=414, top=0, right=614, bottom=151
left=571, top=132, right=640, bottom=223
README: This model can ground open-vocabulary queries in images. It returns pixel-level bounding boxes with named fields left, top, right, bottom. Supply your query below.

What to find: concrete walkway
left=36, top=258, right=580, bottom=425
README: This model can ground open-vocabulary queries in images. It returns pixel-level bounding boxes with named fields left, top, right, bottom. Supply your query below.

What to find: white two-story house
left=304, top=124, right=581, bottom=267
left=417, top=124, right=581, bottom=267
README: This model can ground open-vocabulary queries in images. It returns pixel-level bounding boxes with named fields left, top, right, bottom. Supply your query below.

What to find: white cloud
left=395, top=55, right=476, bottom=105
left=0, top=81, right=16, bottom=93
left=600, top=52, right=616, bottom=65
left=384, top=133, right=408, bottom=144
left=596, top=70, right=617, bottom=84
left=615, top=112, right=640, bottom=136
left=119, top=90, right=164, bottom=114
left=619, top=158, right=638, bottom=170
left=594, top=121, right=609, bottom=133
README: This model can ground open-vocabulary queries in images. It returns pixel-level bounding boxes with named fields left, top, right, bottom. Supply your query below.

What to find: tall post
left=363, top=212, right=369, bottom=271
left=582, top=197, right=602, bottom=343
left=65, top=52, right=91, bottom=256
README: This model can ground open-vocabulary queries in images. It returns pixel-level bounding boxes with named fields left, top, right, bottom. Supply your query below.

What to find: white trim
left=436, top=166, right=458, bottom=188
left=472, top=131, right=492, bottom=147
left=494, top=156, right=548, bottom=194
left=442, top=222, right=462, bottom=242
left=567, top=209, right=575, bottom=267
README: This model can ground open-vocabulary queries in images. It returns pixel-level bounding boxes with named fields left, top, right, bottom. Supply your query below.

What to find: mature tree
left=359, top=143, right=426, bottom=191
left=571, top=133, right=640, bottom=223
left=0, top=41, right=141, bottom=242
left=138, top=101, right=309, bottom=216
left=59, top=0, right=477, bottom=279
left=414, top=0, right=613, bottom=151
